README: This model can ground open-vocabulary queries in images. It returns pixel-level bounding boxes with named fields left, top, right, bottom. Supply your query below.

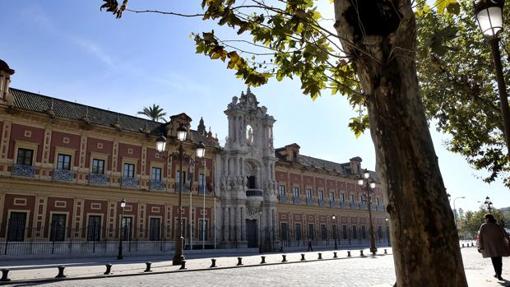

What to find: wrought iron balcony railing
left=278, top=194, right=287, bottom=203
left=198, top=185, right=206, bottom=194
left=306, top=197, right=313, bottom=206
left=11, top=164, right=36, bottom=177
left=318, top=199, right=324, bottom=207
left=149, top=180, right=166, bottom=191
left=53, top=169, right=75, bottom=182
left=292, top=196, right=301, bottom=205
left=121, top=177, right=139, bottom=189
left=328, top=200, right=335, bottom=208
left=89, top=173, right=108, bottom=185
left=246, top=189, right=263, bottom=197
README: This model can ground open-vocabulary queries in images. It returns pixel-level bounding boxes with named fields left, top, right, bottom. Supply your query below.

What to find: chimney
left=0, top=59, right=15, bottom=105
left=349, top=156, right=362, bottom=175
left=284, top=143, right=300, bottom=161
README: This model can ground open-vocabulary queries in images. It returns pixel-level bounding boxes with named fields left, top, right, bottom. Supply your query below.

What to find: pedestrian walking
left=307, top=239, right=313, bottom=251
left=477, top=214, right=510, bottom=281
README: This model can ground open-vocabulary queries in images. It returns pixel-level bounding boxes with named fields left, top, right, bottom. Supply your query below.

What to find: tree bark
left=334, top=1, right=467, bottom=286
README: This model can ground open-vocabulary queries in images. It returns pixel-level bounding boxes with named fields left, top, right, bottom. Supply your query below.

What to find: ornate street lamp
left=196, top=142, right=206, bottom=250
left=474, top=0, right=510, bottom=153
left=117, top=198, right=126, bottom=260
left=484, top=196, right=493, bottom=213
left=358, top=169, right=377, bottom=256
left=332, top=215, right=338, bottom=250
left=173, top=125, right=187, bottom=265
left=156, top=134, right=167, bottom=153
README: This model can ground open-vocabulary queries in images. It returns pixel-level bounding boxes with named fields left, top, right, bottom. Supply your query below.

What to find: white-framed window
left=292, top=187, right=300, bottom=199
left=279, top=185, right=286, bottom=197
left=318, top=190, right=324, bottom=201
left=92, top=159, right=105, bottom=174
left=123, top=163, right=135, bottom=178
left=306, top=188, right=312, bottom=199
left=151, top=167, right=162, bottom=182
left=57, top=154, right=72, bottom=170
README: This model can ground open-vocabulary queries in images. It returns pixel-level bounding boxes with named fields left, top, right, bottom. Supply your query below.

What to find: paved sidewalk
left=1, top=247, right=508, bottom=286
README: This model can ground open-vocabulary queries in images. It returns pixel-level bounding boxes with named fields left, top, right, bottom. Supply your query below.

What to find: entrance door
left=246, top=219, right=258, bottom=248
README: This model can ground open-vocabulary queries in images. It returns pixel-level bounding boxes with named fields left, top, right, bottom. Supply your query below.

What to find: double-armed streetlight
left=117, top=198, right=126, bottom=260
left=357, top=169, right=377, bottom=255
left=484, top=196, right=493, bottom=213
left=474, top=0, right=510, bottom=153
left=157, top=126, right=206, bottom=264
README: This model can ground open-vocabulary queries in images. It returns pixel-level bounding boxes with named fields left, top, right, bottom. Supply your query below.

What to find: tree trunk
left=334, top=1, right=467, bottom=286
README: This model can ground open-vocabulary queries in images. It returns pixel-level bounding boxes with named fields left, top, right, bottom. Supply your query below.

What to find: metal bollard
left=144, top=262, right=152, bottom=272
left=333, top=252, right=338, bottom=258
left=347, top=251, right=351, bottom=257
left=179, top=261, right=186, bottom=270
left=471, top=242, right=474, bottom=247
left=282, top=255, right=287, bottom=263
left=210, top=259, right=217, bottom=268
left=104, top=264, right=112, bottom=275
left=360, top=250, right=365, bottom=257
left=237, top=257, right=243, bottom=266
left=318, top=252, right=322, bottom=260
left=462, top=244, right=465, bottom=248
left=0, top=269, right=10, bottom=282
left=384, top=249, right=388, bottom=255
left=55, top=266, right=66, bottom=279
left=260, top=256, right=266, bottom=264
left=301, top=254, right=306, bottom=261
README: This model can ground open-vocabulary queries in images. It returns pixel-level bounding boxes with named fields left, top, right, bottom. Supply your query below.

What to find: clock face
left=246, top=124, right=254, bottom=144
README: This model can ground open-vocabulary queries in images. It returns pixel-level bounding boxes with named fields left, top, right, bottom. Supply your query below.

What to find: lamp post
left=484, top=196, right=493, bottom=213
left=332, top=215, right=338, bottom=250
left=358, top=169, right=377, bottom=255
left=474, top=0, right=510, bottom=153
left=453, top=196, right=466, bottom=226
left=117, top=198, right=126, bottom=260
left=195, top=142, right=206, bottom=251
left=385, top=218, right=391, bottom=247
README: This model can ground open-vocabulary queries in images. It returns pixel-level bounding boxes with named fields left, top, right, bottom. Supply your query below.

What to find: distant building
left=0, top=59, right=387, bottom=257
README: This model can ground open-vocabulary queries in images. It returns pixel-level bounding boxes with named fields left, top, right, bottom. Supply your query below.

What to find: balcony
left=53, top=169, right=75, bottom=182
left=278, top=194, right=287, bottom=204
left=11, top=164, right=36, bottom=177
left=149, top=180, right=166, bottom=191
left=198, top=185, right=207, bottom=194
left=121, top=177, right=139, bottom=189
left=292, top=196, right=301, bottom=205
left=338, top=201, right=345, bottom=209
left=89, top=173, right=108, bottom=186
left=306, top=198, right=313, bottom=206
left=247, top=189, right=263, bottom=197
left=318, top=199, right=324, bottom=207
left=328, top=200, right=335, bottom=208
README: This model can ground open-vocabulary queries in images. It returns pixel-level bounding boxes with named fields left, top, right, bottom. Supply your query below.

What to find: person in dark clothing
left=307, top=239, right=313, bottom=251
left=478, top=214, right=510, bottom=281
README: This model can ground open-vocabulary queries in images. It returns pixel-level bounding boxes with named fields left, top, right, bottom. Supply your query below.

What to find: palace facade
left=0, top=59, right=388, bottom=257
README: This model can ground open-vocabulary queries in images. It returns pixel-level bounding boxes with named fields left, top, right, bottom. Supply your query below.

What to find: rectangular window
left=7, top=212, right=27, bottom=241
left=352, top=225, right=357, bottom=239
left=151, top=167, right=162, bottom=182
left=149, top=218, right=161, bottom=241
left=342, top=225, right=347, bottom=240
left=321, top=224, right=327, bottom=240
left=362, top=226, right=367, bottom=239
left=295, top=223, right=302, bottom=241
left=318, top=191, right=324, bottom=201
left=280, top=223, right=288, bottom=241
left=121, top=217, right=133, bottom=241
left=176, top=171, right=186, bottom=184
left=123, top=163, right=135, bottom=178
left=279, top=185, right=286, bottom=197
left=247, top=176, right=256, bottom=189
left=376, top=197, right=380, bottom=206
left=350, top=194, right=355, bottom=203
left=308, top=224, right=314, bottom=240
left=91, top=159, right=105, bottom=175
left=199, top=219, right=208, bottom=241
left=16, top=148, right=33, bottom=166
left=292, top=187, right=299, bottom=199
left=199, top=173, right=205, bottom=192
left=306, top=188, right=312, bottom=199
left=50, top=214, right=67, bottom=241
left=87, top=215, right=101, bottom=241
left=329, top=192, right=335, bottom=201
left=340, top=193, right=345, bottom=202
left=57, top=154, right=71, bottom=170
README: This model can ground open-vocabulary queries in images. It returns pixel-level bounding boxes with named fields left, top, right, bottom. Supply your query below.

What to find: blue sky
left=1, top=1, right=508, bottom=211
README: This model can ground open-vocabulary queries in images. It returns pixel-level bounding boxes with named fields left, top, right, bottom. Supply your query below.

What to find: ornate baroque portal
left=216, top=88, right=277, bottom=250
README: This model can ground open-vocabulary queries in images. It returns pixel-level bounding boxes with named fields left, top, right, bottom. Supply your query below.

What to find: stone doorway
left=246, top=219, right=258, bottom=248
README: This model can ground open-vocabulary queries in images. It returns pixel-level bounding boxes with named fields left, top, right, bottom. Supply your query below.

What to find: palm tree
left=137, top=104, right=166, bottom=122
